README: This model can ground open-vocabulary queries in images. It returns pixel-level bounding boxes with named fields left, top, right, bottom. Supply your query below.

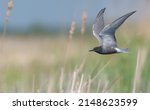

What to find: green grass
left=0, top=31, right=149, bottom=92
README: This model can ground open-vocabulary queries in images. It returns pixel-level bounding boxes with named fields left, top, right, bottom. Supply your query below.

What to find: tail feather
left=115, top=47, right=128, bottom=53
left=121, top=48, right=128, bottom=53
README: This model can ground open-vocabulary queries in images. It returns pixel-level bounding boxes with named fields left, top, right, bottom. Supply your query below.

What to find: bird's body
left=90, top=8, right=136, bottom=54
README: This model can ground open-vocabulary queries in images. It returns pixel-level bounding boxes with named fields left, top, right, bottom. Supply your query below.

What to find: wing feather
left=92, top=8, right=106, bottom=43
left=100, top=11, right=136, bottom=48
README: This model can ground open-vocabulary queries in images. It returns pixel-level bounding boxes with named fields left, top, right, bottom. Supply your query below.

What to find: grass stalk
left=1, top=0, right=14, bottom=50
left=132, top=48, right=147, bottom=92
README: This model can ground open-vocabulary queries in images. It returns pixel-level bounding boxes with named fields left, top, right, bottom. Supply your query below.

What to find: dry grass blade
left=47, top=77, right=55, bottom=92
left=3, top=0, right=14, bottom=37
left=132, top=48, right=147, bottom=92
left=102, top=75, right=121, bottom=93
left=86, top=76, right=92, bottom=93
left=81, top=11, right=87, bottom=35
left=69, top=21, right=76, bottom=39
left=96, top=79, right=101, bottom=93
left=59, top=68, right=64, bottom=92
left=70, top=61, right=85, bottom=92
left=1, top=0, right=14, bottom=52
left=77, top=74, right=84, bottom=93
left=70, top=70, right=78, bottom=92
left=63, top=21, right=76, bottom=68
left=91, top=59, right=111, bottom=82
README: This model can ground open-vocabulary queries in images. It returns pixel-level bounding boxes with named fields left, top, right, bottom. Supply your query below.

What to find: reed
left=3, top=0, right=14, bottom=38
left=1, top=0, right=14, bottom=52
left=81, top=11, right=87, bottom=36
left=132, top=48, right=147, bottom=92
left=63, top=21, right=76, bottom=68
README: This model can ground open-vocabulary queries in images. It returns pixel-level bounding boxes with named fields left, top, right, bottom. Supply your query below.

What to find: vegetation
left=0, top=29, right=149, bottom=92
left=0, top=0, right=149, bottom=93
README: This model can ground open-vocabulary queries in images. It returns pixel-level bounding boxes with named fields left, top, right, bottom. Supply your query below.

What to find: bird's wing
left=102, top=11, right=136, bottom=37
left=100, top=11, right=136, bottom=47
left=92, top=8, right=106, bottom=43
left=101, top=34, right=117, bottom=49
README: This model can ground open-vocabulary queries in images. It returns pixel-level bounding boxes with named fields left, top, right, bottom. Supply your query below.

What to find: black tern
left=90, top=8, right=136, bottom=54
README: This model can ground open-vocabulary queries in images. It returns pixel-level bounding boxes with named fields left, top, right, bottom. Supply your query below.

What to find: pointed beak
left=89, top=49, right=94, bottom=52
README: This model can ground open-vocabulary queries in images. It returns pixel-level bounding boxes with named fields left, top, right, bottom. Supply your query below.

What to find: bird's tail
left=115, top=47, right=128, bottom=53
left=120, top=48, right=128, bottom=53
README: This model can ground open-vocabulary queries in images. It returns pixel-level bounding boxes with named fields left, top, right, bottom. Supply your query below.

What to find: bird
left=89, top=8, right=136, bottom=55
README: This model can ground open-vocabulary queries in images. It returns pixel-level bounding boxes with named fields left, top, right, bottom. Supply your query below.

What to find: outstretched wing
left=92, top=8, right=106, bottom=43
left=100, top=11, right=136, bottom=48
left=102, top=11, right=136, bottom=37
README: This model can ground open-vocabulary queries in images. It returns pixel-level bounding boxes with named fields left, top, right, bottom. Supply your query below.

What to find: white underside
left=114, top=47, right=128, bottom=53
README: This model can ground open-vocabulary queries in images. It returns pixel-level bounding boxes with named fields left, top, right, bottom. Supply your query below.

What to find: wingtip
left=102, top=8, right=106, bottom=12
left=129, top=10, right=136, bottom=15
left=98, top=8, right=106, bottom=14
left=133, top=10, right=136, bottom=13
left=96, top=8, right=106, bottom=18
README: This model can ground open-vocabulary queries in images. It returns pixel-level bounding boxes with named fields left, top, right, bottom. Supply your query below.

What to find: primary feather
left=92, top=8, right=105, bottom=43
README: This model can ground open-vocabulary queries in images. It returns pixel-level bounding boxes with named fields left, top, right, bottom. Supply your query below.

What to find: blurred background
left=0, top=0, right=150, bottom=92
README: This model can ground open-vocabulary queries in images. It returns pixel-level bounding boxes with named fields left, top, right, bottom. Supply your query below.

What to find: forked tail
left=121, top=48, right=128, bottom=53
left=115, top=47, right=128, bottom=53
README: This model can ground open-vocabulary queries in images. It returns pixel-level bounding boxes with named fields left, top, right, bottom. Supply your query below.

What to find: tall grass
left=132, top=48, right=147, bottom=92
left=1, top=0, right=13, bottom=52
left=0, top=2, right=150, bottom=92
left=0, top=34, right=149, bottom=92
left=2, top=0, right=13, bottom=39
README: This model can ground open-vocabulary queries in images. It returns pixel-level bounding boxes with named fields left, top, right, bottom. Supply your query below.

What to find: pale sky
left=0, top=0, right=148, bottom=28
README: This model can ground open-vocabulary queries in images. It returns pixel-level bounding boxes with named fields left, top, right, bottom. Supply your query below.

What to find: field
left=0, top=0, right=150, bottom=93
left=0, top=27, right=149, bottom=93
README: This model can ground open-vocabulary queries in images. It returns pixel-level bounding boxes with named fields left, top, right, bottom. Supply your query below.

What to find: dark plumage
left=90, top=8, right=136, bottom=54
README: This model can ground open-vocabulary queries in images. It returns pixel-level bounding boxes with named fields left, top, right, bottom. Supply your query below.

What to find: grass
left=0, top=0, right=149, bottom=92
left=0, top=31, right=149, bottom=93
